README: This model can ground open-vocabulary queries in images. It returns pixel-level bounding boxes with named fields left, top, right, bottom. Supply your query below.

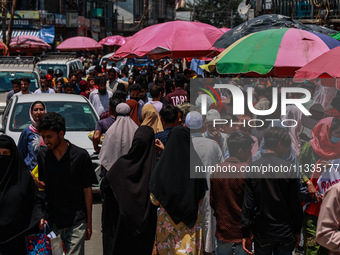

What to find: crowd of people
left=1, top=55, right=340, bottom=255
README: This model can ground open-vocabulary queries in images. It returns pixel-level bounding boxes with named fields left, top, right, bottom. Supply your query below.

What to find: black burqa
left=0, top=135, right=43, bottom=255
left=149, top=125, right=208, bottom=229
left=105, top=125, right=157, bottom=255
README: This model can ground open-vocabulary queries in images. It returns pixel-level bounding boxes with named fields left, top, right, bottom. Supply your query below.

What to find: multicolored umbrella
left=99, top=35, right=128, bottom=46
left=294, top=46, right=340, bottom=89
left=112, top=20, right=224, bottom=60
left=10, top=35, right=51, bottom=50
left=57, top=36, right=103, bottom=51
left=202, top=28, right=340, bottom=77
left=214, top=14, right=337, bottom=49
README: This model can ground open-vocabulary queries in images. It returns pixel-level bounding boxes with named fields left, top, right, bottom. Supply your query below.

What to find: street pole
left=1, top=0, right=7, bottom=44
left=6, top=0, right=16, bottom=46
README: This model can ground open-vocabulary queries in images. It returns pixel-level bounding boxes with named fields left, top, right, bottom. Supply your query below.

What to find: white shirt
left=34, top=88, right=55, bottom=94
left=89, top=89, right=113, bottom=116
left=14, top=91, right=33, bottom=96
left=145, top=101, right=163, bottom=113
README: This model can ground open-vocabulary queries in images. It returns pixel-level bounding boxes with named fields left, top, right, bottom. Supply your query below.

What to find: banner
left=40, top=26, right=55, bottom=44
left=55, top=14, right=66, bottom=25
left=66, top=13, right=78, bottom=28
left=91, top=19, right=100, bottom=33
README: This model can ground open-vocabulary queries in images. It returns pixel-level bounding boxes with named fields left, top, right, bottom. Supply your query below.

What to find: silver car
left=0, top=93, right=101, bottom=186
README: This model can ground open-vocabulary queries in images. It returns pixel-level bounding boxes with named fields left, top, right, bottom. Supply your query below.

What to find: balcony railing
left=263, top=0, right=340, bottom=22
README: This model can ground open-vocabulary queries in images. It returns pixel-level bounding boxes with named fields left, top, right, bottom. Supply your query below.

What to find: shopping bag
left=26, top=224, right=52, bottom=255
left=47, top=230, right=65, bottom=255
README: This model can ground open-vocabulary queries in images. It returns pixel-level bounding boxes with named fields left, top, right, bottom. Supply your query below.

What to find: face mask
left=331, top=136, right=340, bottom=144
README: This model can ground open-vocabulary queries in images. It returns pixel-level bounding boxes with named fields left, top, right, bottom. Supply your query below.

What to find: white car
left=0, top=93, right=101, bottom=186
left=38, top=57, right=83, bottom=78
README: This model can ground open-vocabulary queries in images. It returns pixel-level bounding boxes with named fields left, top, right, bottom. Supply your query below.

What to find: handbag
left=26, top=224, right=52, bottom=255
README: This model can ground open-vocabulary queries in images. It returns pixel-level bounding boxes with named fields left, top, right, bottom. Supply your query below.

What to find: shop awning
left=0, top=27, right=55, bottom=44
left=0, top=29, right=40, bottom=38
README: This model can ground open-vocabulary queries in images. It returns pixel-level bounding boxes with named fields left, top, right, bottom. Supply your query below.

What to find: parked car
left=0, top=93, right=101, bottom=186
left=37, top=53, right=83, bottom=78
left=0, top=57, right=41, bottom=114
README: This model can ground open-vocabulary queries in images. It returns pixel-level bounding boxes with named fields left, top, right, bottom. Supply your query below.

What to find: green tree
left=188, top=0, right=244, bottom=28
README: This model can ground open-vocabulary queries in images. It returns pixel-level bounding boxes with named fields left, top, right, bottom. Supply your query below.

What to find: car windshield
left=38, top=64, right=67, bottom=76
left=101, top=57, right=125, bottom=69
left=0, top=72, right=39, bottom=92
left=9, top=101, right=98, bottom=132
left=101, top=58, right=115, bottom=67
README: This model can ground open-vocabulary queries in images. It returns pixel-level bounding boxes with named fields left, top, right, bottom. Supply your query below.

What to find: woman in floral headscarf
left=18, top=101, right=46, bottom=173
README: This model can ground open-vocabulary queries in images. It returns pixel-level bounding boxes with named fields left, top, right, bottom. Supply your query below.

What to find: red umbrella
left=57, top=36, right=103, bottom=51
left=99, top=35, right=128, bottom=46
left=10, top=35, right=51, bottom=50
left=112, top=21, right=224, bottom=59
left=294, top=46, right=340, bottom=89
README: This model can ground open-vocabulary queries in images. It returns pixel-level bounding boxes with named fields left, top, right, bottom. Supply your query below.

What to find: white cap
left=186, top=111, right=203, bottom=129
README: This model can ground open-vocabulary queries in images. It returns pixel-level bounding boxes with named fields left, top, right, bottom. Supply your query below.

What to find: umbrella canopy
left=57, top=36, right=103, bottom=51
left=294, top=46, right=340, bottom=88
left=99, top=35, right=128, bottom=46
left=202, top=28, right=340, bottom=77
left=9, top=35, right=51, bottom=50
left=219, top=27, right=231, bottom=33
left=331, top=31, right=340, bottom=40
left=112, top=20, right=224, bottom=59
left=214, top=14, right=338, bottom=49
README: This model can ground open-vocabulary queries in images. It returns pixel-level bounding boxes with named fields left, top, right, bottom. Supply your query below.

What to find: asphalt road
left=85, top=193, right=103, bottom=254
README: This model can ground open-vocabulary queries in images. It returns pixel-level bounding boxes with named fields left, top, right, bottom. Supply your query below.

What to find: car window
left=38, top=64, right=67, bottom=77
left=0, top=72, right=39, bottom=92
left=9, top=101, right=98, bottom=132
left=77, top=61, right=84, bottom=70
left=70, top=63, right=77, bottom=74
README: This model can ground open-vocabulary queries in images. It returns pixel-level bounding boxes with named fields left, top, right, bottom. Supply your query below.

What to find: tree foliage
left=188, top=0, right=244, bottom=28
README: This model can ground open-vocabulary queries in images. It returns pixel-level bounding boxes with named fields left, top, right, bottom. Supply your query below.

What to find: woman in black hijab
left=105, top=125, right=158, bottom=255
left=0, top=135, right=44, bottom=255
left=149, top=125, right=207, bottom=254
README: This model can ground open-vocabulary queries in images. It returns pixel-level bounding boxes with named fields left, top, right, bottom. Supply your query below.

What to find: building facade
left=1, top=0, right=175, bottom=46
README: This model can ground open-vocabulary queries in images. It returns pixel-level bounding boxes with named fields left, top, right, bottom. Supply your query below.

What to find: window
left=0, top=72, right=39, bottom=92
left=10, top=101, right=98, bottom=131
left=37, top=64, right=67, bottom=77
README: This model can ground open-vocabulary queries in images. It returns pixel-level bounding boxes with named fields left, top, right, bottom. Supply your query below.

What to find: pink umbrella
left=112, top=21, right=224, bottom=59
left=219, top=27, right=231, bottom=33
left=10, top=35, right=51, bottom=50
left=99, top=35, right=128, bottom=46
left=57, top=36, right=103, bottom=51
left=294, top=46, right=340, bottom=89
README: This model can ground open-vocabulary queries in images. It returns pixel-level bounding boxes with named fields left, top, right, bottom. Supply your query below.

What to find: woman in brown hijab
left=126, top=99, right=140, bottom=126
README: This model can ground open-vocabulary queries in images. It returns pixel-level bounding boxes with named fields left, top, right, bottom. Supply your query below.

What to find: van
left=37, top=53, right=84, bottom=78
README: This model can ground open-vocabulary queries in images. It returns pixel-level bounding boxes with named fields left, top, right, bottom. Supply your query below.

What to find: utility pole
left=1, top=0, right=7, bottom=44
left=6, top=0, right=16, bottom=46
